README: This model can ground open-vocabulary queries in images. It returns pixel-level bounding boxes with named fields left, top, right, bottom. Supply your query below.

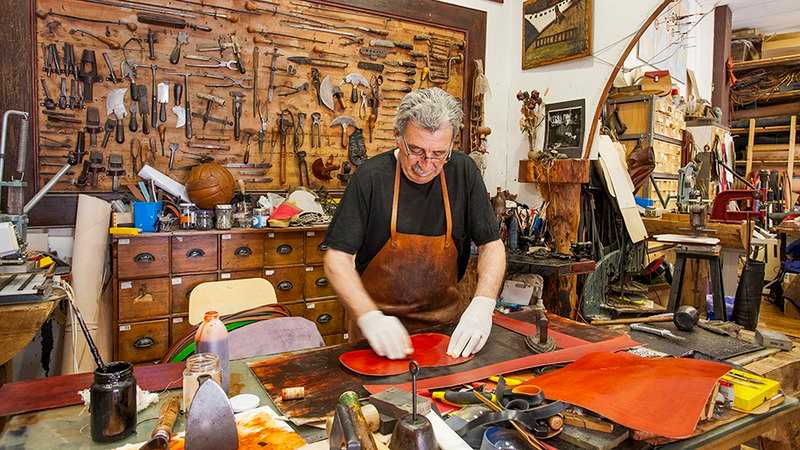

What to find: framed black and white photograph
left=544, top=99, right=585, bottom=157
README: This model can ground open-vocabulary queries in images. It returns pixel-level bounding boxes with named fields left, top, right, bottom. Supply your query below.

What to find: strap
left=439, top=170, right=453, bottom=247
left=390, top=159, right=401, bottom=244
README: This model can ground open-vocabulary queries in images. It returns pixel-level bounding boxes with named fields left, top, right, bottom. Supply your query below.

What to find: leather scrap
left=339, top=333, right=472, bottom=376
left=518, top=351, right=731, bottom=439
left=364, top=334, right=639, bottom=394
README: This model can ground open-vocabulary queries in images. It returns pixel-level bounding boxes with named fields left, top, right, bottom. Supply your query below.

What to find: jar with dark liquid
left=90, top=361, right=137, bottom=442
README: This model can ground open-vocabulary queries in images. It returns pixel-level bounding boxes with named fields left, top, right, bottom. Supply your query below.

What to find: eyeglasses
left=399, top=136, right=453, bottom=161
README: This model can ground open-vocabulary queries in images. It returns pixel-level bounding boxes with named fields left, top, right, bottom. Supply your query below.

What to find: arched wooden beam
left=582, top=0, right=678, bottom=159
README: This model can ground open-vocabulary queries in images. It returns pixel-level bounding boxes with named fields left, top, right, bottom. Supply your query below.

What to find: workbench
left=1, top=313, right=798, bottom=449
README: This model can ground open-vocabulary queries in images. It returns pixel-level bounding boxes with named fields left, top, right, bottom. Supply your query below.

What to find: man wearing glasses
left=324, top=88, right=505, bottom=359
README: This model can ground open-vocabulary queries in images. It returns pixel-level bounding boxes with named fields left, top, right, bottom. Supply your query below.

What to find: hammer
left=330, top=115, right=357, bottom=149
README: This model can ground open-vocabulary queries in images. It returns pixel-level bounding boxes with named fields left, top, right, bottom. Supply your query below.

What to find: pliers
left=185, top=55, right=240, bottom=71
left=359, top=91, right=369, bottom=119
left=198, top=72, right=253, bottom=89
left=310, top=112, right=321, bottom=148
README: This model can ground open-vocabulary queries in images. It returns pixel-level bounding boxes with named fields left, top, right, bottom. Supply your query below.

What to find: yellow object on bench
left=721, top=369, right=781, bottom=412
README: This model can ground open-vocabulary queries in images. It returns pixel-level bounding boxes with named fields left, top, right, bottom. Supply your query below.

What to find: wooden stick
left=562, top=412, right=614, bottom=433
left=591, top=315, right=673, bottom=326
left=582, top=0, right=677, bottom=159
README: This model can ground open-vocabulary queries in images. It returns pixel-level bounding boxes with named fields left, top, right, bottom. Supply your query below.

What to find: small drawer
left=323, top=334, right=347, bottom=346
left=118, top=277, right=170, bottom=322
left=302, top=298, right=344, bottom=336
left=171, top=235, right=218, bottom=273
left=283, top=301, right=306, bottom=318
left=220, top=269, right=263, bottom=280
left=117, top=237, right=170, bottom=278
left=221, top=233, right=264, bottom=270
left=304, top=265, right=334, bottom=299
left=264, top=231, right=304, bottom=266
left=170, top=315, right=193, bottom=345
left=171, top=273, right=217, bottom=315
left=117, top=319, right=169, bottom=363
left=263, top=267, right=305, bottom=303
left=304, top=231, right=328, bottom=264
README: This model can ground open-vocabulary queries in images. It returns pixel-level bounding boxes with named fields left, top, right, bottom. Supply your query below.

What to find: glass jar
left=182, top=352, right=222, bottom=411
left=215, top=204, right=233, bottom=230
left=90, top=361, right=137, bottom=442
left=251, top=207, right=268, bottom=228
left=195, top=209, right=214, bottom=231
left=179, top=203, right=196, bottom=230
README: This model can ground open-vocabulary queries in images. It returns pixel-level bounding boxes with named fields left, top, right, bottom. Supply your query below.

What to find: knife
left=139, top=395, right=180, bottom=450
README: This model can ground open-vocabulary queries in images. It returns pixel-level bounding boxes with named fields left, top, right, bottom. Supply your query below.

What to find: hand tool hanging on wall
left=286, top=56, right=348, bottom=69
left=101, top=118, right=115, bottom=148
left=246, top=26, right=327, bottom=44
left=252, top=46, right=260, bottom=118
left=157, top=124, right=167, bottom=156
left=187, top=142, right=230, bottom=151
left=85, top=107, right=101, bottom=147
left=63, top=44, right=77, bottom=78
left=245, top=2, right=329, bottom=25
left=282, top=22, right=359, bottom=39
left=136, top=12, right=212, bottom=32
left=360, top=47, right=394, bottom=60
left=264, top=47, right=282, bottom=103
left=310, top=68, right=321, bottom=106
left=385, top=60, right=417, bottom=69
left=68, top=80, right=78, bottom=109
left=195, top=92, right=227, bottom=128
left=344, top=72, right=370, bottom=103
left=76, top=0, right=238, bottom=22
left=330, top=115, right=356, bottom=149
left=165, top=72, right=193, bottom=138
left=102, top=53, right=120, bottom=83
left=198, top=73, right=253, bottom=89
left=40, top=79, right=55, bottom=111
left=369, top=39, right=413, bottom=50
left=252, top=35, right=304, bottom=50
left=128, top=101, right=139, bottom=132
left=77, top=50, right=101, bottom=103
left=173, top=82, right=183, bottom=106
left=332, top=85, right=346, bottom=110
left=69, top=29, right=121, bottom=50
left=310, top=112, right=321, bottom=148
left=157, top=83, right=169, bottom=122
left=170, top=32, right=189, bottom=64
left=277, top=109, right=293, bottom=185
left=358, top=61, right=384, bottom=73
left=318, top=75, right=335, bottom=111
left=114, top=112, right=125, bottom=144
left=107, top=153, right=125, bottom=191
left=136, top=85, right=150, bottom=135
left=229, top=33, right=246, bottom=74
left=146, top=29, right=158, bottom=60
left=184, top=55, right=241, bottom=71
left=122, top=61, right=138, bottom=102
left=37, top=9, right=138, bottom=31
left=276, top=82, right=309, bottom=97
left=57, top=78, right=68, bottom=109
left=230, top=92, right=245, bottom=140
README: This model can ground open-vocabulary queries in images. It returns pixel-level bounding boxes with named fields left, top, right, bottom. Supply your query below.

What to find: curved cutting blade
left=185, top=378, right=238, bottom=450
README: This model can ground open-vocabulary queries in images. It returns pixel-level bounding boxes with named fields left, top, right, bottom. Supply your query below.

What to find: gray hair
left=393, top=87, right=463, bottom=138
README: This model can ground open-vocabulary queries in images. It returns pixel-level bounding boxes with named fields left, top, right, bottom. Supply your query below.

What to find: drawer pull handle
left=317, top=313, right=332, bottom=324
left=315, top=277, right=329, bottom=287
left=133, top=252, right=155, bottom=263
left=234, top=246, right=253, bottom=257
left=318, top=243, right=329, bottom=252
left=277, top=244, right=293, bottom=255
left=277, top=280, right=294, bottom=291
left=133, top=337, right=155, bottom=349
left=186, top=248, right=206, bottom=258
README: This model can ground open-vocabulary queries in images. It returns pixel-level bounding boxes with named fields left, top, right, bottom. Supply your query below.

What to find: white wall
left=439, top=0, right=715, bottom=205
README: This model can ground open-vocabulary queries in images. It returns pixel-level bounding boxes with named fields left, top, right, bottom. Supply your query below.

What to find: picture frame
left=544, top=99, right=586, bottom=158
left=522, top=0, right=593, bottom=69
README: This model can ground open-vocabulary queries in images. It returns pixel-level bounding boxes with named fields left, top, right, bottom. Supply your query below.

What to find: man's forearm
left=474, top=239, right=506, bottom=299
left=324, top=249, right=377, bottom=318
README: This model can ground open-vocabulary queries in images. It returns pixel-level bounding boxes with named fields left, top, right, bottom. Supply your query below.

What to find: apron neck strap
left=390, top=159, right=453, bottom=246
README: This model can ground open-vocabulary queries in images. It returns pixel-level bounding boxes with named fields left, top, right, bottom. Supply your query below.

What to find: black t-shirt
left=324, top=150, right=499, bottom=280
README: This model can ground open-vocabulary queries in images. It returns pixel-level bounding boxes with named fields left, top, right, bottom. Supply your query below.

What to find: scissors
left=184, top=55, right=240, bottom=71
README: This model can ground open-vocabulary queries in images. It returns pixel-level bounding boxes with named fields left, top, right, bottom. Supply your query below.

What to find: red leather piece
left=520, top=352, right=731, bottom=439
left=365, top=334, right=639, bottom=393
left=491, top=314, right=590, bottom=348
left=339, top=333, right=473, bottom=376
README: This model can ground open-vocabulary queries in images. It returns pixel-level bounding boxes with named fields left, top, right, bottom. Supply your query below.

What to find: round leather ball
left=186, top=162, right=236, bottom=209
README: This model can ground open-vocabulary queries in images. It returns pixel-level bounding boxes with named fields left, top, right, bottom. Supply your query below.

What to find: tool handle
left=185, top=112, right=193, bottom=139
left=115, top=119, right=124, bottom=144
left=152, top=396, right=180, bottom=440
left=350, top=85, right=358, bottom=103
left=173, top=83, right=183, bottom=106
left=394, top=42, right=413, bottom=50
left=137, top=12, right=186, bottom=29
left=169, top=42, right=182, bottom=64
left=151, top=95, right=158, bottom=129
left=159, top=102, right=167, bottom=122
left=141, top=113, right=150, bottom=135
left=129, top=112, right=138, bottom=132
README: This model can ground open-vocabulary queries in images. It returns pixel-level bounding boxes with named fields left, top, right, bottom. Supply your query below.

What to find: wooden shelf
left=733, top=54, right=800, bottom=71
left=732, top=125, right=799, bottom=134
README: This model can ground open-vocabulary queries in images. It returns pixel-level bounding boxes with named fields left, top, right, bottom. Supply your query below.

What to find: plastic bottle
left=194, top=311, right=230, bottom=392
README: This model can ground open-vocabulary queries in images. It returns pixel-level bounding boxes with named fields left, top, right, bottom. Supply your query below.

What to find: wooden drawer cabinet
left=302, top=298, right=345, bottom=336
left=220, top=269, right=263, bottom=280
left=118, top=277, right=170, bottom=322
left=171, top=273, right=217, bottom=315
left=304, top=231, right=328, bottom=264
left=117, top=237, right=169, bottom=278
left=118, top=319, right=169, bottom=363
left=221, top=233, right=264, bottom=270
left=264, top=231, right=305, bottom=266
left=323, top=334, right=347, bottom=346
left=263, top=267, right=305, bottom=303
left=171, top=235, right=218, bottom=273
left=304, top=265, right=334, bottom=299
left=170, top=316, right=193, bottom=345
left=283, top=301, right=306, bottom=318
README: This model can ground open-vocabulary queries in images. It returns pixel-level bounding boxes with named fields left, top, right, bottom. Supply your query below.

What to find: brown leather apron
left=348, top=161, right=463, bottom=341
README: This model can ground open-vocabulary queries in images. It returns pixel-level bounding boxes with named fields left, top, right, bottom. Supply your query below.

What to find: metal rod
left=24, top=163, right=71, bottom=214
left=74, top=0, right=197, bottom=18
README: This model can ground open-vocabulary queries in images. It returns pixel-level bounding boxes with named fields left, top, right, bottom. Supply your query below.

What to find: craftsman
left=324, top=88, right=505, bottom=360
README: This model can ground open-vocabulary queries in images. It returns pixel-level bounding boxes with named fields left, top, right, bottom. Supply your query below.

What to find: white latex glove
left=447, top=296, right=496, bottom=357
left=357, top=310, right=413, bottom=360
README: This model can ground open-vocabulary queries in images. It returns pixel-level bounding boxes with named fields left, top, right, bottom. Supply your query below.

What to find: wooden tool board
left=35, top=0, right=467, bottom=193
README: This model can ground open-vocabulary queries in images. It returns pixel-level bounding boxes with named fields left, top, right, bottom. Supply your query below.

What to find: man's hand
left=447, top=296, right=496, bottom=357
left=357, top=310, right=413, bottom=359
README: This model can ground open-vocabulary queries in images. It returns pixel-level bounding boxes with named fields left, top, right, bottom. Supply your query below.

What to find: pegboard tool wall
left=32, top=0, right=474, bottom=196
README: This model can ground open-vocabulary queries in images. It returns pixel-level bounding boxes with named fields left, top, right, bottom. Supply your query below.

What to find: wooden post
left=789, top=115, right=797, bottom=206
left=711, top=5, right=732, bottom=127
left=519, top=159, right=589, bottom=318
left=745, top=118, right=755, bottom=181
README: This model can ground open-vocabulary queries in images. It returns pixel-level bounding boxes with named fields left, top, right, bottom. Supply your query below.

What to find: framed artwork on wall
left=522, top=0, right=593, bottom=69
left=544, top=99, right=585, bottom=157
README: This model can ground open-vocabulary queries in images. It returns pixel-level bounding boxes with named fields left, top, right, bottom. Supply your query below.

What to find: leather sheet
left=339, top=333, right=472, bottom=376
left=364, top=334, right=639, bottom=394
left=491, top=314, right=590, bottom=348
left=519, top=352, right=731, bottom=439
